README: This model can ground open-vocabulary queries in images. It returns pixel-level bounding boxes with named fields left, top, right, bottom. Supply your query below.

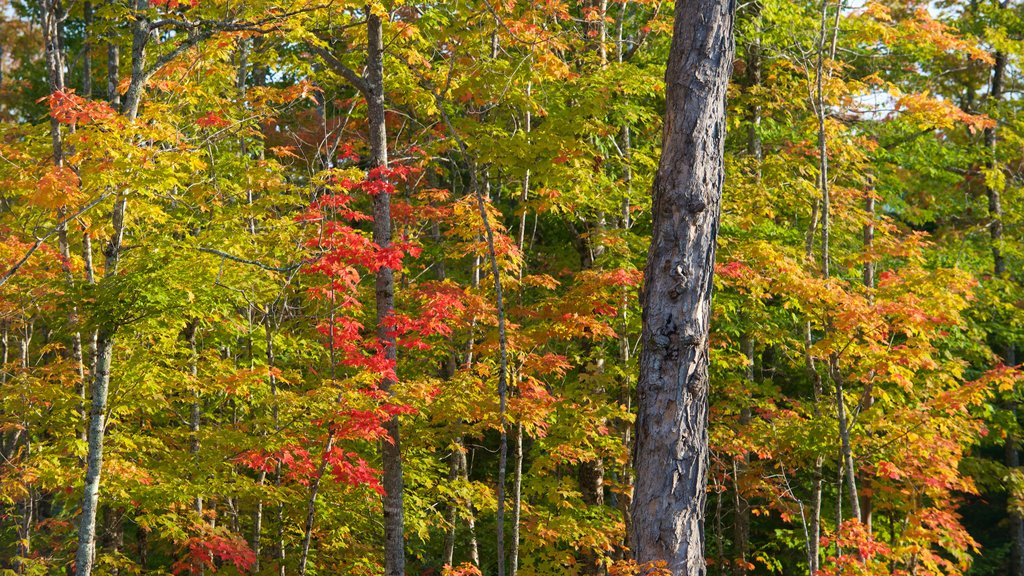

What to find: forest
left=0, top=0, right=1022, bottom=574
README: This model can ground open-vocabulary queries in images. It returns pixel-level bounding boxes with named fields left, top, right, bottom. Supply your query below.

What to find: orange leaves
left=819, top=520, right=893, bottom=575
left=893, top=90, right=995, bottom=133
left=443, top=563, right=483, bottom=576
left=31, top=164, right=81, bottom=209
left=269, top=145, right=302, bottom=160
left=608, top=559, right=671, bottom=576
left=41, top=90, right=115, bottom=126
left=973, top=363, right=1024, bottom=394
left=906, top=8, right=994, bottom=64
left=247, top=81, right=322, bottom=109
left=854, top=3, right=994, bottom=64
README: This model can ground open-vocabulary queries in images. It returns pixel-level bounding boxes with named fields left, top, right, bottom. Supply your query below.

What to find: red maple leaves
left=42, top=90, right=115, bottom=126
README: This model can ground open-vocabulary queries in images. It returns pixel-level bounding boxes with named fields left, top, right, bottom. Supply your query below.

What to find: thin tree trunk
left=442, top=439, right=461, bottom=567
left=107, top=37, right=119, bottom=108
left=186, top=322, right=203, bottom=518
left=469, top=167, right=511, bottom=576
left=984, top=19, right=1023, bottom=573
left=510, top=423, right=523, bottom=576
left=463, top=444, right=480, bottom=567
left=263, top=311, right=286, bottom=576
left=43, top=0, right=89, bottom=456
left=614, top=12, right=635, bottom=558
left=814, top=0, right=862, bottom=525
left=74, top=216, right=125, bottom=576
left=298, top=434, right=335, bottom=576
left=733, top=8, right=761, bottom=565
left=1009, top=425, right=1024, bottom=576
left=364, top=11, right=407, bottom=576
left=429, top=77, right=512, bottom=576
left=83, top=1, right=93, bottom=97
left=252, top=470, right=265, bottom=571
left=732, top=339, right=753, bottom=575
left=630, top=1, right=734, bottom=572
left=14, top=328, right=32, bottom=574
left=76, top=5, right=149, bottom=570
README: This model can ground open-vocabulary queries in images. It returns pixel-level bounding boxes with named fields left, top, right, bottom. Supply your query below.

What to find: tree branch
left=197, top=247, right=311, bottom=273
left=0, top=192, right=113, bottom=288
left=307, top=43, right=370, bottom=95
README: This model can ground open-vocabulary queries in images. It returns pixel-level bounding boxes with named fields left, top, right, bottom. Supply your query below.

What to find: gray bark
left=629, top=0, right=734, bottom=573
left=510, top=422, right=523, bottom=576
left=814, top=0, right=861, bottom=525
left=364, top=11, right=407, bottom=576
left=75, top=4, right=147, bottom=573
left=83, top=1, right=93, bottom=97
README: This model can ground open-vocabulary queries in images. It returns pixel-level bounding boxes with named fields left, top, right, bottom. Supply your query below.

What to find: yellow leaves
left=31, top=164, right=81, bottom=210
left=861, top=2, right=892, bottom=22
left=983, top=167, right=1006, bottom=193
left=975, top=364, right=1024, bottom=394
left=535, top=50, right=571, bottom=81
left=521, top=273, right=560, bottom=290
left=893, top=90, right=995, bottom=133
left=852, top=3, right=993, bottom=65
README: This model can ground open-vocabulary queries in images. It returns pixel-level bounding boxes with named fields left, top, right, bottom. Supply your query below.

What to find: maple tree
left=0, top=1, right=1020, bottom=576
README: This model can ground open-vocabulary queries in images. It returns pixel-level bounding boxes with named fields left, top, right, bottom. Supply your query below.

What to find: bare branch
left=197, top=247, right=311, bottom=273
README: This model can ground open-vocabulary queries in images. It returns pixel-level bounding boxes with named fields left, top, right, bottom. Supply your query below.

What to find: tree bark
left=510, top=422, right=524, bottom=576
left=364, top=10, right=407, bottom=576
left=984, top=23, right=1023, bottom=575
left=630, top=0, right=734, bottom=573
left=75, top=4, right=148, bottom=571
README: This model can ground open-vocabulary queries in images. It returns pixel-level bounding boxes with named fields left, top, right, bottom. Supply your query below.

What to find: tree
left=630, top=0, right=735, bottom=574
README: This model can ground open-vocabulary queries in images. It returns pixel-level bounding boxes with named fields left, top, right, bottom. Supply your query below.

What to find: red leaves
left=42, top=90, right=115, bottom=126
left=716, top=260, right=752, bottom=280
left=337, top=142, right=360, bottom=162
left=196, top=111, right=230, bottom=129
left=171, top=531, right=256, bottom=575
left=153, top=0, right=200, bottom=9
left=324, top=444, right=384, bottom=494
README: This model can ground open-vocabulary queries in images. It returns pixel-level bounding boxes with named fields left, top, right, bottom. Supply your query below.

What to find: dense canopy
left=0, top=0, right=1022, bottom=575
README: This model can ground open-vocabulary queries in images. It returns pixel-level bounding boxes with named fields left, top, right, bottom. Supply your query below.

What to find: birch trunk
left=76, top=4, right=149, bottom=573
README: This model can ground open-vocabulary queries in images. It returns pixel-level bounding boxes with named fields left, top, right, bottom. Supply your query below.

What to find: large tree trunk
left=630, top=1, right=734, bottom=573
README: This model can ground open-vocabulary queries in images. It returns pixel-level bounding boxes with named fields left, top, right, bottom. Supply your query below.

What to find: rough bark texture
left=365, top=12, right=407, bottom=576
left=630, top=1, right=734, bottom=573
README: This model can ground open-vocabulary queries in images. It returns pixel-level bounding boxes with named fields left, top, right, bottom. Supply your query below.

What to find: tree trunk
left=442, top=440, right=461, bottom=568
left=363, top=11, right=407, bottom=576
left=732, top=340, right=753, bottom=575
left=985, top=28, right=1023, bottom=574
left=76, top=4, right=148, bottom=570
left=630, top=1, right=734, bottom=573
left=298, top=435, right=335, bottom=576
left=264, top=311, right=286, bottom=576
